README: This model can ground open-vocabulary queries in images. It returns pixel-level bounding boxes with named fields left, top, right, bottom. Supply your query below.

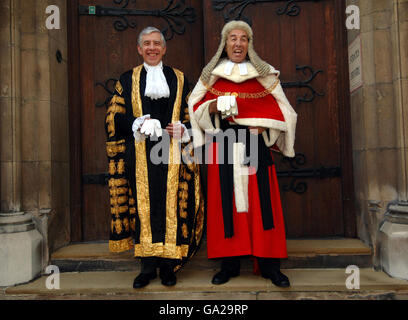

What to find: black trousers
left=140, top=257, right=177, bottom=274
left=221, top=256, right=280, bottom=276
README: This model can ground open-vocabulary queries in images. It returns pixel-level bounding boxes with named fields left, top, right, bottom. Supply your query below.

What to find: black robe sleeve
left=105, top=77, right=135, bottom=252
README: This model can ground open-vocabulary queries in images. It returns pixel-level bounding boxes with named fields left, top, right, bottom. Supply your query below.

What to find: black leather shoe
left=159, top=267, right=177, bottom=286
left=264, top=270, right=290, bottom=287
left=133, top=271, right=157, bottom=289
left=211, top=269, right=240, bottom=285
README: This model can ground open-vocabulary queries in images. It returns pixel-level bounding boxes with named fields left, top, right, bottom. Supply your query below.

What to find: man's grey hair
left=137, top=27, right=166, bottom=47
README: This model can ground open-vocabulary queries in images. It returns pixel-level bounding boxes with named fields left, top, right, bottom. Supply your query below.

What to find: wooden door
left=68, top=0, right=355, bottom=241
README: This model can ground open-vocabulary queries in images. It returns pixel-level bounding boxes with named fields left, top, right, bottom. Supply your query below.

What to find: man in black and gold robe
left=105, top=27, right=204, bottom=288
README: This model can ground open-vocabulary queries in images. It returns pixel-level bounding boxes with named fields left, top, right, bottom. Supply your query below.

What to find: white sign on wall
left=348, top=35, right=363, bottom=93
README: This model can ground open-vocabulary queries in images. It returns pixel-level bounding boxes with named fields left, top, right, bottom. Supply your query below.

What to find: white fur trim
left=188, top=62, right=297, bottom=157
left=231, top=117, right=287, bottom=131
left=193, top=99, right=218, bottom=132
left=233, top=142, right=249, bottom=213
left=262, top=128, right=281, bottom=147
left=269, top=82, right=297, bottom=157
left=180, top=123, right=190, bottom=143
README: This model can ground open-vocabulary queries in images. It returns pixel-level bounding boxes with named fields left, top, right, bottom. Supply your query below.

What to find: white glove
left=132, top=115, right=150, bottom=133
left=132, top=115, right=150, bottom=141
left=217, top=95, right=238, bottom=119
left=140, top=118, right=162, bottom=138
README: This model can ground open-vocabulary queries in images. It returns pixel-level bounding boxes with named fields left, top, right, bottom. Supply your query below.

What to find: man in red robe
left=188, top=20, right=297, bottom=287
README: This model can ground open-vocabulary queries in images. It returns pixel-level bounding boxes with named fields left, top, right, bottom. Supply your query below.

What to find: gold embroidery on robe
left=164, top=68, right=183, bottom=257
left=132, top=65, right=153, bottom=254
left=106, top=96, right=126, bottom=138
left=115, top=80, right=123, bottom=95
left=130, top=217, right=136, bottom=231
left=115, top=219, right=123, bottom=234
left=106, top=140, right=126, bottom=157
left=110, top=186, right=128, bottom=197
left=109, top=160, right=116, bottom=175
left=109, top=95, right=125, bottom=106
left=117, top=159, right=125, bottom=174
left=123, top=217, right=130, bottom=232
left=182, top=223, right=188, bottom=239
left=109, top=237, right=133, bottom=252
left=111, top=205, right=128, bottom=216
left=109, top=178, right=127, bottom=187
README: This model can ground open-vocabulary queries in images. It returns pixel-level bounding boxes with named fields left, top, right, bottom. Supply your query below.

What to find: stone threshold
left=3, top=268, right=408, bottom=300
left=50, top=238, right=373, bottom=272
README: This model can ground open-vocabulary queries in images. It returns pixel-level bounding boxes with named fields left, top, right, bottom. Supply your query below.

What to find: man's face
left=137, top=32, right=166, bottom=66
left=225, top=29, right=249, bottom=63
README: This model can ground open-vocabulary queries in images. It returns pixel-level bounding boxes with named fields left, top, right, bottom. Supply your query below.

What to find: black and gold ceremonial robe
left=105, top=64, right=204, bottom=268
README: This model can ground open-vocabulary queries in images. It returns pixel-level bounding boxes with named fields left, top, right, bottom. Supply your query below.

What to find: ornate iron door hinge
left=78, top=0, right=197, bottom=40
left=212, top=0, right=325, bottom=23
left=277, top=153, right=341, bottom=194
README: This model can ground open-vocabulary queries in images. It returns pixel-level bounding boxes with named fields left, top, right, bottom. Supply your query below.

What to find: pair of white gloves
left=217, top=95, right=238, bottom=119
left=132, top=115, right=162, bottom=141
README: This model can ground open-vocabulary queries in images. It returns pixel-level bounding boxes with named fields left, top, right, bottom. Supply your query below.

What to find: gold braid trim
left=110, top=195, right=128, bottom=206
left=203, top=80, right=280, bottom=99
left=110, top=205, right=128, bottom=216
left=109, top=95, right=125, bottom=105
left=115, top=81, right=123, bottom=95
left=117, top=159, right=125, bottom=174
left=110, top=186, right=128, bottom=197
left=194, top=165, right=205, bottom=246
left=109, top=178, right=127, bottom=187
left=164, top=68, right=183, bottom=257
left=109, top=237, right=134, bottom=253
left=106, top=140, right=126, bottom=157
left=134, top=243, right=189, bottom=259
left=182, top=223, right=188, bottom=239
left=109, top=160, right=116, bottom=175
left=106, top=95, right=126, bottom=138
left=107, top=104, right=126, bottom=114
left=132, top=65, right=153, bottom=251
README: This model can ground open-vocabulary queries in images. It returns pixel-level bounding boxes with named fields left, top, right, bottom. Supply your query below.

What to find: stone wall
left=346, top=0, right=408, bottom=267
left=0, top=0, right=70, bottom=268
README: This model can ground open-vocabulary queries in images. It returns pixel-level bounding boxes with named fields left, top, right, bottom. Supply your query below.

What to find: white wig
left=200, top=20, right=270, bottom=83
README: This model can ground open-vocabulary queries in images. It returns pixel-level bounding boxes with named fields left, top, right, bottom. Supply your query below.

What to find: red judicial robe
left=193, top=77, right=288, bottom=259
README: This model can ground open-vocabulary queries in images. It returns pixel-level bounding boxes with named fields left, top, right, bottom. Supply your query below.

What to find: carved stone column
left=0, top=0, right=43, bottom=286
left=347, top=0, right=408, bottom=279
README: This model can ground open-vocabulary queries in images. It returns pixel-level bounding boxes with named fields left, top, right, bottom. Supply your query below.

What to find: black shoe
left=263, top=270, right=290, bottom=287
left=211, top=269, right=240, bottom=285
left=133, top=271, right=157, bottom=289
left=159, top=267, right=177, bottom=286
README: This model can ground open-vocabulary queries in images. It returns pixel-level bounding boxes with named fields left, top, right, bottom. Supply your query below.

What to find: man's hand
left=249, top=126, right=266, bottom=135
left=166, top=122, right=185, bottom=139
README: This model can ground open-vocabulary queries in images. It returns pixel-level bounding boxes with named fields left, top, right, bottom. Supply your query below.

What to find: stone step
left=3, top=268, right=408, bottom=300
left=50, top=238, right=372, bottom=272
